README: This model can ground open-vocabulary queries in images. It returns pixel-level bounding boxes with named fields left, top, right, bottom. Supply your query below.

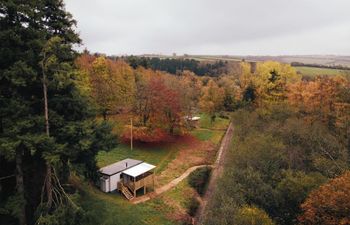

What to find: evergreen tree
left=0, top=1, right=116, bottom=224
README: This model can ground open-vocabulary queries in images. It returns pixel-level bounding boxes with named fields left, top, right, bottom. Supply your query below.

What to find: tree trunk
left=42, top=62, right=53, bottom=209
left=16, top=149, right=26, bottom=225
left=0, top=116, right=3, bottom=134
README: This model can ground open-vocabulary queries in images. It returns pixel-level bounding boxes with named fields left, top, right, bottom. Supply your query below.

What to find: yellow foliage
left=253, top=61, right=301, bottom=105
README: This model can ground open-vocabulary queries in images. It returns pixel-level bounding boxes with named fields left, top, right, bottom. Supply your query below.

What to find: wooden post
left=133, top=176, right=136, bottom=197
left=152, top=171, right=155, bottom=191
left=130, top=118, right=133, bottom=150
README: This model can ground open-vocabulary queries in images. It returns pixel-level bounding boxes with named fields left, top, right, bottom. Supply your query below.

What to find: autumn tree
left=218, top=75, right=240, bottom=111
left=288, top=75, right=349, bottom=128
left=178, top=71, right=202, bottom=118
left=298, top=171, right=350, bottom=225
left=133, top=67, right=154, bottom=126
left=254, top=61, right=300, bottom=105
left=77, top=56, right=136, bottom=119
left=199, top=79, right=225, bottom=122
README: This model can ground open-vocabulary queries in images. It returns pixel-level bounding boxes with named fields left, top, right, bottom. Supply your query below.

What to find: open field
left=142, top=54, right=350, bottom=67
left=293, top=66, right=349, bottom=77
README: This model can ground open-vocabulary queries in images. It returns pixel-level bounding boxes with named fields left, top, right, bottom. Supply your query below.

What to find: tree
left=235, top=206, right=275, bottom=225
left=287, top=76, right=349, bottom=128
left=199, top=79, right=225, bottom=123
left=298, top=171, right=350, bottom=225
left=0, top=1, right=116, bottom=224
left=254, top=61, right=300, bottom=105
left=275, top=170, right=326, bottom=224
left=178, top=71, right=202, bottom=119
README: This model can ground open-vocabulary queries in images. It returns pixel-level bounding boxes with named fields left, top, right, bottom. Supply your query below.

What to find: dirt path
left=195, top=122, right=234, bottom=224
left=131, top=122, right=233, bottom=206
left=132, top=164, right=212, bottom=204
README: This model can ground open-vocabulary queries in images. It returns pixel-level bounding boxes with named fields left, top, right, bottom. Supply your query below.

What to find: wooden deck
left=118, top=171, right=155, bottom=199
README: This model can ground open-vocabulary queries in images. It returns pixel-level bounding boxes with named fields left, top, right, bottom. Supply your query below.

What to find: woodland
left=1, top=1, right=350, bottom=225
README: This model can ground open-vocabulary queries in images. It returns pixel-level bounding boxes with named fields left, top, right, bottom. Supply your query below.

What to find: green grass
left=293, top=66, right=348, bottom=77
left=97, top=143, right=178, bottom=174
left=79, top=183, right=175, bottom=225
left=198, top=113, right=230, bottom=130
left=191, top=129, right=224, bottom=145
left=165, top=177, right=196, bottom=209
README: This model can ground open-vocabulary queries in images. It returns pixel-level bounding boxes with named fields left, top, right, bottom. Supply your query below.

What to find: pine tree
left=0, top=1, right=116, bottom=224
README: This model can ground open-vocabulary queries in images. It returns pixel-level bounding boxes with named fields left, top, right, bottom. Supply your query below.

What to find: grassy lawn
left=97, top=143, right=178, bottom=174
left=191, top=129, right=224, bottom=145
left=79, top=183, right=175, bottom=225
left=198, top=113, right=230, bottom=130
left=293, top=66, right=348, bottom=77
left=190, top=113, right=230, bottom=144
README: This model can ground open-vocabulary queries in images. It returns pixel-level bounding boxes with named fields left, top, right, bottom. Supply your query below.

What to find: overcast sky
left=64, top=0, right=350, bottom=56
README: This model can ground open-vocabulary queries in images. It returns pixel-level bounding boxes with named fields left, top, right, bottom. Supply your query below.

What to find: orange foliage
left=298, top=171, right=350, bottom=225
left=287, top=76, right=348, bottom=123
left=121, top=126, right=171, bottom=143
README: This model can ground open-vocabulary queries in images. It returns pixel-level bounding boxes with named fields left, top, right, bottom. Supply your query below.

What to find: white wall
left=100, top=172, right=121, bottom=192
left=100, top=177, right=110, bottom=192
left=109, top=172, right=121, bottom=192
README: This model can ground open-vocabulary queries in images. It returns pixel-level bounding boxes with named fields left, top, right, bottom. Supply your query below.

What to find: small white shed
left=99, top=158, right=142, bottom=192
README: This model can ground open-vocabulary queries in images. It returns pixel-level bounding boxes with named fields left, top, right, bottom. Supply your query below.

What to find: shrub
left=187, top=197, right=200, bottom=217
left=235, top=206, right=275, bottom=225
left=188, top=167, right=211, bottom=196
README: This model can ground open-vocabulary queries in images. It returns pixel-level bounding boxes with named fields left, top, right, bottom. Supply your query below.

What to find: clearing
left=293, top=66, right=349, bottom=77
left=80, top=113, right=230, bottom=225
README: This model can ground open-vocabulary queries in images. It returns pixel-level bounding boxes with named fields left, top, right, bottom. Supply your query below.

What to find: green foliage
left=235, top=206, right=275, bottom=225
left=123, top=56, right=228, bottom=76
left=186, top=197, right=200, bottom=217
left=204, top=107, right=347, bottom=225
left=0, top=1, right=116, bottom=224
left=35, top=203, right=85, bottom=225
left=275, top=171, right=326, bottom=224
left=188, top=167, right=211, bottom=196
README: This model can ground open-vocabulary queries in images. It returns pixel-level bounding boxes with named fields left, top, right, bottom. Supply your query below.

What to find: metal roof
left=99, top=158, right=142, bottom=176
left=184, top=116, right=201, bottom=121
left=122, top=162, right=156, bottom=178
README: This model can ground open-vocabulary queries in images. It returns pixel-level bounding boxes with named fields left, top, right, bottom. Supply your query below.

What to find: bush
left=187, top=197, right=200, bottom=217
left=188, top=167, right=211, bottom=196
left=235, top=206, right=275, bottom=225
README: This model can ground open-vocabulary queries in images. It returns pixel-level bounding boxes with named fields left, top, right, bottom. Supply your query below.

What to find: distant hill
left=140, top=54, right=350, bottom=67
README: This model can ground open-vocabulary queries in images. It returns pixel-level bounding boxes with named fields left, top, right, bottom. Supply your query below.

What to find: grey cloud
left=65, top=0, right=350, bottom=55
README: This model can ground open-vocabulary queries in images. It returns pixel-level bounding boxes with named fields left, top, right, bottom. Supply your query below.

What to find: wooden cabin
left=99, top=159, right=155, bottom=200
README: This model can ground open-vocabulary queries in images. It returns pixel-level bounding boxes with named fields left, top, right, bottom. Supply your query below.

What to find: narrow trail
left=195, top=122, right=234, bottom=224
left=131, top=122, right=234, bottom=207
left=132, top=164, right=211, bottom=204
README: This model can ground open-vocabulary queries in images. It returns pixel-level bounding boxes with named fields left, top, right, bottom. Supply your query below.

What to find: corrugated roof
left=99, top=158, right=142, bottom=176
left=122, top=162, right=156, bottom=178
